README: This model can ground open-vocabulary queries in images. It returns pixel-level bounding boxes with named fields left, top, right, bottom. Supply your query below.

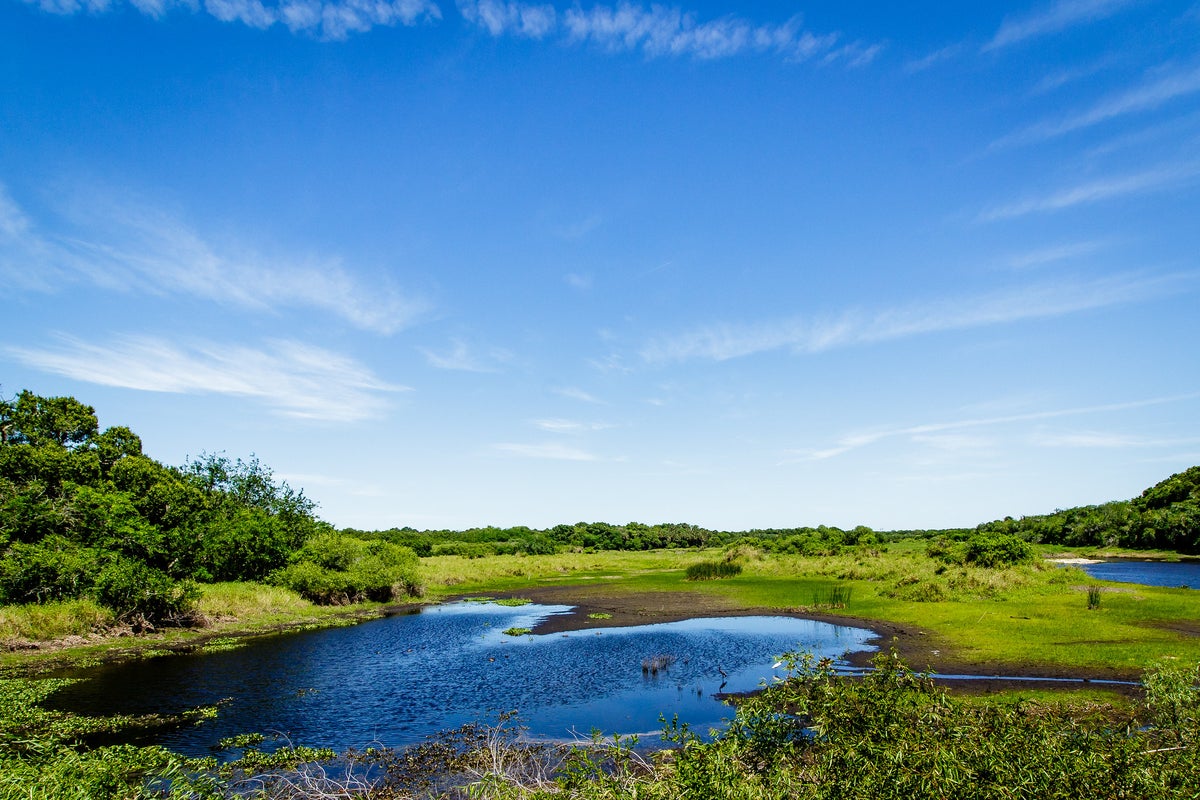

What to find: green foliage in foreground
left=440, top=651, right=1200, bottom=800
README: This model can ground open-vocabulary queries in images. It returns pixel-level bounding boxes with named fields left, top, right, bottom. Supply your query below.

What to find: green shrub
left=91, top=558, right=198, bottom=625
left=962, top=533, right=1035, bottom=567
left=0, top=536, right=98, bottom=605
left=269, top=534, right=422, bottom=604
left=929, top=533, right=1034, bottom=568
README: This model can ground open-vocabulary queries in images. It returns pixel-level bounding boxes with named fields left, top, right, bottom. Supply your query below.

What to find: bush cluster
left=927, top=532, right=1035, bottom=568
left=268, top=532, right=422, bottom=604
left=0, top=390, right=327, bottom=626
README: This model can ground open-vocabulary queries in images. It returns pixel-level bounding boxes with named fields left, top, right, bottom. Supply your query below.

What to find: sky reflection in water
left=52, top=603, right=877, bottom=756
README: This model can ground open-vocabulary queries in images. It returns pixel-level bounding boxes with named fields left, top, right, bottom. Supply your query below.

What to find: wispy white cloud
left=492, top=441, right=599, bottom=460
left=1084, top=109, right=1200, bottom=159
left=995, top=64, right=1200, bottom=148
left=588, top=352, right=633, bottom=373
left=5, top=334, right=406, bottom=421
left=556, top=213, right=603, bottom=240
left=0, top=182, right=426, bottom=334
left=419, top=338, right=512, bottom=372
left=1031, top=430, right=1200, bottom=448
left=565, top=273, right=594, bottom=290
left=903, top=44, right=963, bottom=74
left=458, top=1, right=880, bottom=64
left=979, top=163, right=1200, bottom=221
left=1003, top=239, right=1111, bottom=270
left=641, top=272, right=1191, bottom=364
left=532, top=417, right=614, bottom=433
left=0, top=188, right=32, bottom=240
left=457, top=0, right=556, bottom=37
left=554, top=386, right=604, bottom=403
left=984, top=0, right=1137, bottom=51
left=1028, top=58, right=1112, bottom=95
left=786, top=393, right=1200, bottom=462
left=21, top=0, right=441, bottom=39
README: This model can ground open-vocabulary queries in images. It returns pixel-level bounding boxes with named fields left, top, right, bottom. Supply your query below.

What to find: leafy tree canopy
left=0, top=388, right=330, bottom=625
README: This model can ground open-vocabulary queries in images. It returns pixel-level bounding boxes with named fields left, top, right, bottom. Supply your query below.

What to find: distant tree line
left=345, top=521, right=908, bottom=558
left=349, top=470, right=1200, bottom=559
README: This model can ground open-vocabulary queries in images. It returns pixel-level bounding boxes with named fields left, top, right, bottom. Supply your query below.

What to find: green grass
left=0, top=599, right=113, bottom=642
left=420, top=549, right=700, bottom=595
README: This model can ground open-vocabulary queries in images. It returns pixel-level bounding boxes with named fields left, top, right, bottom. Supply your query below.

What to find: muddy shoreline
left=489, top=585, right=1144, bottom=696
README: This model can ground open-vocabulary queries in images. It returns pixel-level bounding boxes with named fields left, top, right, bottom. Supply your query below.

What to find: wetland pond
left=51, top=602, right=877, bottom=757
left=1077, top=560, right=1200, bottom=589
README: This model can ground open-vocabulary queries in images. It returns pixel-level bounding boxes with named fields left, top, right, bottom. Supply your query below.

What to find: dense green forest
left=2, top=387, right=1198, bottom=628
left=0, top=389, right=421, bottom=625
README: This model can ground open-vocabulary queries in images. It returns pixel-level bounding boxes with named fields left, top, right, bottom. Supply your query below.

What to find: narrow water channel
left=50, top=603, right=878, bottom=757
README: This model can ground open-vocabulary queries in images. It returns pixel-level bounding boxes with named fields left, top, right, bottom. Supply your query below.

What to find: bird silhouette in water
left=717, top=663, right=728, bottom=690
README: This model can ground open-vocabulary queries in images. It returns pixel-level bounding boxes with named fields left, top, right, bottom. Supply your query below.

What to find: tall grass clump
left=811, top=584, right=852, bottom=608
left=196, top=582, right=317, bottom=621
left=0, top=599, right=113, bottom=643
left=1087, top=585, right=1102, bottom=610
left=685, top=560, right=742, bottom=581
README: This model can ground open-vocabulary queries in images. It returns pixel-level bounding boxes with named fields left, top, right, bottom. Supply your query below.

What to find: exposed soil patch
left=478, top=584, right=1144, bottom=691
left=1141, top=618, right=1200, bottom=638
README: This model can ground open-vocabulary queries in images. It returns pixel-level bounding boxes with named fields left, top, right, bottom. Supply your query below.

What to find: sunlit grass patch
left=196, top=582, right=319, bottom=621
left=0, top=599, right=113, bottom=642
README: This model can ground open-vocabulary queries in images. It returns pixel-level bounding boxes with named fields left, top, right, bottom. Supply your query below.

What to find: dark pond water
left=50, top=602, right=877, bottom=757
left=1076, top=560, right=1200, bottom=589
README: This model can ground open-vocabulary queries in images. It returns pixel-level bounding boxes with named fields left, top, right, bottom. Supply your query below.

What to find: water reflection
left=51, top=602, right=877, bottom=756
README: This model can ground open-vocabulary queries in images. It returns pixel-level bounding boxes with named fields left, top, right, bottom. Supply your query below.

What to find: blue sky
left=2, top=0, right=1198, bottom=532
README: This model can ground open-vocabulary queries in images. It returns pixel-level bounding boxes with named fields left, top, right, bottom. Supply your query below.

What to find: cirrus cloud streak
left=6, top=334, right=406, bottom=422
left=641, top=272, right=1191, bottom=364
left=21, top=0, right=441, bottom=40
left=0, top=182, right=426, bottom=335
left=458, top=0, right=881, bottom=64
